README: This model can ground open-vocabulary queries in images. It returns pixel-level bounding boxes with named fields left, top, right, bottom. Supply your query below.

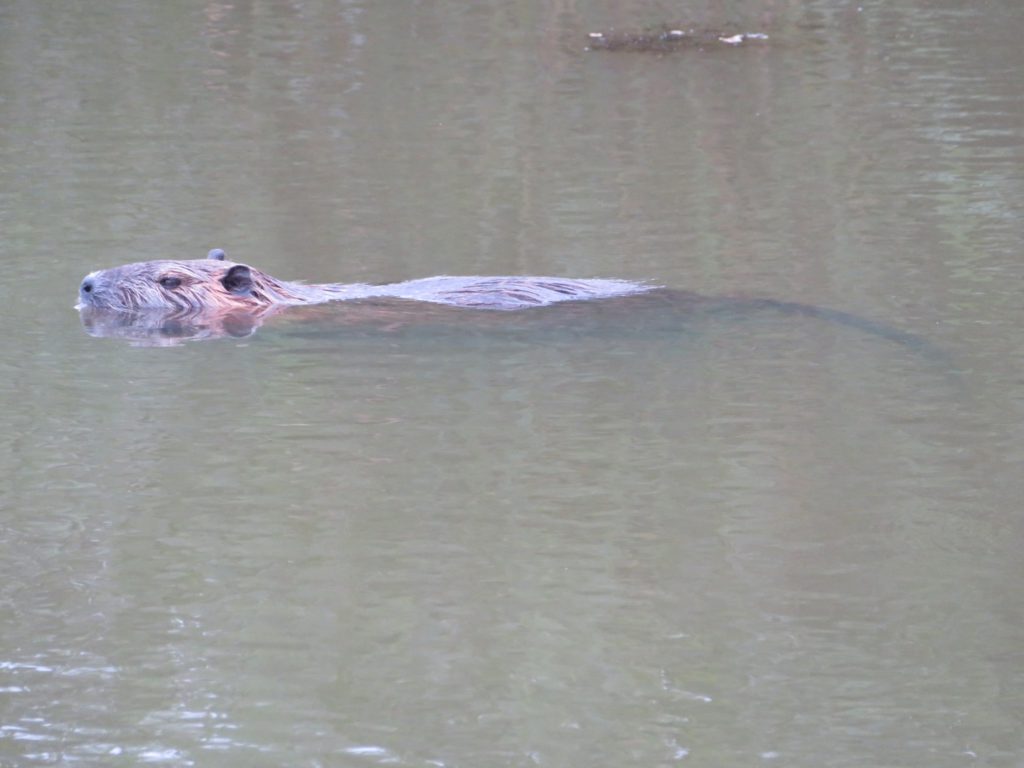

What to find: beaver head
left=75, top=249, right=299, bottom=313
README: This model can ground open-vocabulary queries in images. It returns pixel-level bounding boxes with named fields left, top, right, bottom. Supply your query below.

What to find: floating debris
left=718, top=32, right=769, bottom=45
left=585, top=24, right=768, bottom=52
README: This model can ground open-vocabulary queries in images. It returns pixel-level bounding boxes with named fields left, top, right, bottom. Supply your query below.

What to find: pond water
left=2, top=1, right=1023, bottom=766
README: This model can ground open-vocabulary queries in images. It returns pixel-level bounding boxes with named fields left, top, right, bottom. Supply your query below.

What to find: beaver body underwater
left=76, top=249, right=927, bottom=349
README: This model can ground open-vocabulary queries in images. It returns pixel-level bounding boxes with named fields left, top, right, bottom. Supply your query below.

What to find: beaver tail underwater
left=698, top=297, right=931, bottom=351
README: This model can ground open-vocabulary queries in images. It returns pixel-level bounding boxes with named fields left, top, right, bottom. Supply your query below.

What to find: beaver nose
left=80, top=277, right=95, bottom=294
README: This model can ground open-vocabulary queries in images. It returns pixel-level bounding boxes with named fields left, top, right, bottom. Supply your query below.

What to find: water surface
left=2, top=1, right=1023, bottom=766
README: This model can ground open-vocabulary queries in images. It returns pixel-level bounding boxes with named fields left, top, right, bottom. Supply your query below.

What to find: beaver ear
left=222, top=264, right=253, bottom=295
left=208, top=248, right=226, bottom=261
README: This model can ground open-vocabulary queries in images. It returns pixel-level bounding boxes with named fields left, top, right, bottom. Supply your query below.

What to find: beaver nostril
left=81, top=279, right=94, bottom=294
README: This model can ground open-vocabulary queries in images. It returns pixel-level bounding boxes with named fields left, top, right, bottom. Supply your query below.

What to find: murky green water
left=2, top=1, right=1023, bottom=765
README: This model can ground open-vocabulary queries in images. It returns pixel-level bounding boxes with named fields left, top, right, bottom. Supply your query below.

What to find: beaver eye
left=159, top=276, right=182, bottom=290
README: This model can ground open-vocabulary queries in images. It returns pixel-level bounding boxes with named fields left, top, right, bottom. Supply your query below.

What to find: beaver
left=76, top=249, right=929, bottom=350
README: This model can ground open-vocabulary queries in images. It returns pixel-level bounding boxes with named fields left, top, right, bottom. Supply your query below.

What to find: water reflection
left=77, top=306, right=266, bottom=346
